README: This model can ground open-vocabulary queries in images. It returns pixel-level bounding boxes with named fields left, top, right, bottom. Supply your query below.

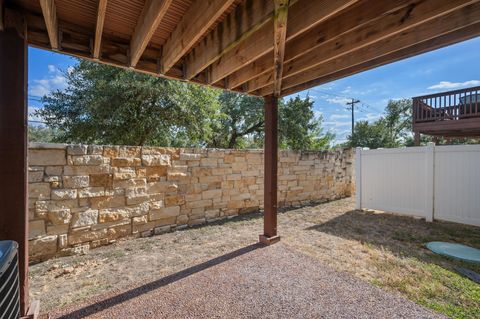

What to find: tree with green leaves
left=37, top=60, right=220, bottom=146
left=208, top=91, right=264, bottom=149
left=347, top=120, right=392, bottom=149
left=279, top=95, right=334, bottom=150
left=38, top=61, right=333, bottom=150
left=347, top=99, right=412, bottom=148
left=28, top=125, right=62, bottom=143
left=207, top=92, right=334, bottom=150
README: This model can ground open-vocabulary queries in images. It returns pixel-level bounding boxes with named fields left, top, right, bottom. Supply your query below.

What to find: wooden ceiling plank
left=184, top=0, right=275, bottom=80
left=207, top=0, right=358, bottom=85
left=39, top=0, right=59, bottom=50
left=254, top=0, right=479, bottom=95
left=93, top=0, right=108, bottom=59
left=231, top=0, right=418, bottom=91
left=272, top=0, right=289, bottom=97
left=161, top=0, right=236, bottom=75
left=278, top=22, right=480, bottom=97
left=130, top=0, right=173, bottom=68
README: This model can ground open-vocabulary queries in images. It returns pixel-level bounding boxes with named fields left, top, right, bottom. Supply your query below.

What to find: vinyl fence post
left=425, top=142, right=435, bottom=222
left=355, top=147, right=362, bottom=210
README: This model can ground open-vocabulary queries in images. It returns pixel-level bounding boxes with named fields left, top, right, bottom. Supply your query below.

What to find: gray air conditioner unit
left=0, top=241, right=20, bottom=319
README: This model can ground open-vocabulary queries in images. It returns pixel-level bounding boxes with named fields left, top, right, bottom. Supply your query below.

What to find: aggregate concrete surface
left=47, top=243, right=445, bottom=319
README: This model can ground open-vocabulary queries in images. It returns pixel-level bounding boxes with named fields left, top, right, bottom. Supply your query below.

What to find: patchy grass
left=30, top=198, right=480, bottom=318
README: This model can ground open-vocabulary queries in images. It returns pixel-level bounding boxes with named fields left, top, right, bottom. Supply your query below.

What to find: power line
left=307, top=87, right=374, bottom=113
left=28, top=120, right=47, bottom=124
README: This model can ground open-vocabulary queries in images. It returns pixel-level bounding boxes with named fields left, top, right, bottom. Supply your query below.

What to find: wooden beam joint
left=39, top=0, right=59, bottom=50
left=273, top=0, right=289, bottom=97
left=130, top=0, right=172, bottom=68
left=161, top=0, right=235, bottom=74
left=93, top=0, right=108, bottom=59
left=0, top=0, right=4, bottom=31
left=3, top=8, right=26, bottom=38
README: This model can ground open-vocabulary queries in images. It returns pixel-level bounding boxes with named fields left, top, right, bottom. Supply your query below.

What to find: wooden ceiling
left=5, top=0, right=480, bottom=97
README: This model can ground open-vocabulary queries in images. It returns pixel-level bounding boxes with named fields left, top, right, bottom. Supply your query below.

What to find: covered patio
left=1, top=0, right=480, bottom=317
left=45, top=243, right=443, bottom=319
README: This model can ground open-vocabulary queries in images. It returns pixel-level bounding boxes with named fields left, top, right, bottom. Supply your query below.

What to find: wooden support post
left=0, top=0, right=4, bottom=31
left=0, top=11, right=29, bottom=316
left=414, top=131, right=420, bottom=146
left=259, top=95, right=280, bottom=245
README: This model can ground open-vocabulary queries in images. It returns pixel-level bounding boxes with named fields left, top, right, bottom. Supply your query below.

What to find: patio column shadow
left=55, top=243, right=263, bottom=319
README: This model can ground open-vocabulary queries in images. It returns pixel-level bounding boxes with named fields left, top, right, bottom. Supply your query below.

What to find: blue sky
left=28, top=37, right=480, bottom=143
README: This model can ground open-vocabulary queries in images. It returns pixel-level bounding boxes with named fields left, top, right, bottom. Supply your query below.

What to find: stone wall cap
left=29, top=142, right=68, bottom=150
left=28, top=142, right=353, bottom=153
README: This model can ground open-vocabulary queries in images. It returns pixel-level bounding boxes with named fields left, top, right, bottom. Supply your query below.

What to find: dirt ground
left=30, top=197, right=480, bottom=319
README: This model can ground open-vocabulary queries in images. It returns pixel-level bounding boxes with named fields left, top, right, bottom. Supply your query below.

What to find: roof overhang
left=5, top=0, right=480, bottom=97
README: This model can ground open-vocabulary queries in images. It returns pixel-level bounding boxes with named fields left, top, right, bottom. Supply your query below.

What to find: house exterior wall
left=27, top=143, right=353, bottom=262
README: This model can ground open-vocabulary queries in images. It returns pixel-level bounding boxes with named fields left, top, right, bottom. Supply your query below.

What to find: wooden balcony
left=413, top=86, right=480, bottom=137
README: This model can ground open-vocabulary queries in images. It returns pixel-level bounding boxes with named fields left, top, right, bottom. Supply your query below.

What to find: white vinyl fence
left=356, top=143, right=480, bottom=227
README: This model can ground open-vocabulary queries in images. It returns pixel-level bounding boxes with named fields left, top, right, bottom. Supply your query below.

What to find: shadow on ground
left=306, top=209, right=480, bottom=272
left=54, top=243, right=263, bottom=319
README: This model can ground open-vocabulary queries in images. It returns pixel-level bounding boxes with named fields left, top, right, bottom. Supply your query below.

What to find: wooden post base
left=259, top=235, right=281, bottom=245
left=20, top=300, right=40, bottom=319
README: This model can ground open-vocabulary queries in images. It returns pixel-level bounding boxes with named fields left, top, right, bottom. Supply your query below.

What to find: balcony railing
left=413, top=86, right=480, bottom=123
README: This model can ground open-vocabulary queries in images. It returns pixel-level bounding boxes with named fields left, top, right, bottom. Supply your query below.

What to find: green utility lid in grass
left=426, top=242, right=480, bottom=264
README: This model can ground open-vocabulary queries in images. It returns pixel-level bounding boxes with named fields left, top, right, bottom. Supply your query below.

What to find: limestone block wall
left=27, top=143, right=353, bottom=262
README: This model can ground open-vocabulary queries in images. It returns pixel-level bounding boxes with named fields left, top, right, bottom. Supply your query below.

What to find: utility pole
left=346, top=98, right=360, bottom=135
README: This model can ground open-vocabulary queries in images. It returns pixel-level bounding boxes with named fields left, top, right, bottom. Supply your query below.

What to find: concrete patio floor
left=46, top=243, right=444, bottom=319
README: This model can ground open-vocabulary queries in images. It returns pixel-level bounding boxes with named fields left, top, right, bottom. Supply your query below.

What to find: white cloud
left=341, top=86, right=352, bottom=94
left=313, top=110, right=323, bottom=119
left=329, top=114, right=349, bottom=121
left=29, top=64, right=68, bottom=97
left=357, top=112, right=381, bottom=122
left=326, top=97, right=351, bottom=106
left=428, top=80, right=480, bottom=90
left=323, top=121, right=351, bottom=128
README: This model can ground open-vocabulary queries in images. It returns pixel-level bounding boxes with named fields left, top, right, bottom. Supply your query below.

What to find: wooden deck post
left=0, top=10, right=29, bottom=316
left=259, top=95, right=280, bottom=245
left=414, top=131, right=420, bottom=146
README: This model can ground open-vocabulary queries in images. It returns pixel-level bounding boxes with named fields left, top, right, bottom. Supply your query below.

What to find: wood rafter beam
left=22, top=10, right=255, bottom=97
left=253, top=0, right=479, bottom=96
left=130, top=0, right=172, bottom=68
left=39, top=0, right=59, bottom=50
left=93, top=0, right=107, bottom=59
left=272, top=0, right=289, bottom=97
left=184, top=0, right=275, bottom=80
left=278, top=27, right=480, bottom=97
left=258, top=18, right=480, bottom=97
left=230, top=0, right=415, bottom=91
left=161, top=0, right=235, bottom=75
left=206, top=0, right=358, bottom=85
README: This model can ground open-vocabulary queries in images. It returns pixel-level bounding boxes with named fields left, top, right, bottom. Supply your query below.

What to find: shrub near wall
left=28, top=143, right=353, bottom=262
